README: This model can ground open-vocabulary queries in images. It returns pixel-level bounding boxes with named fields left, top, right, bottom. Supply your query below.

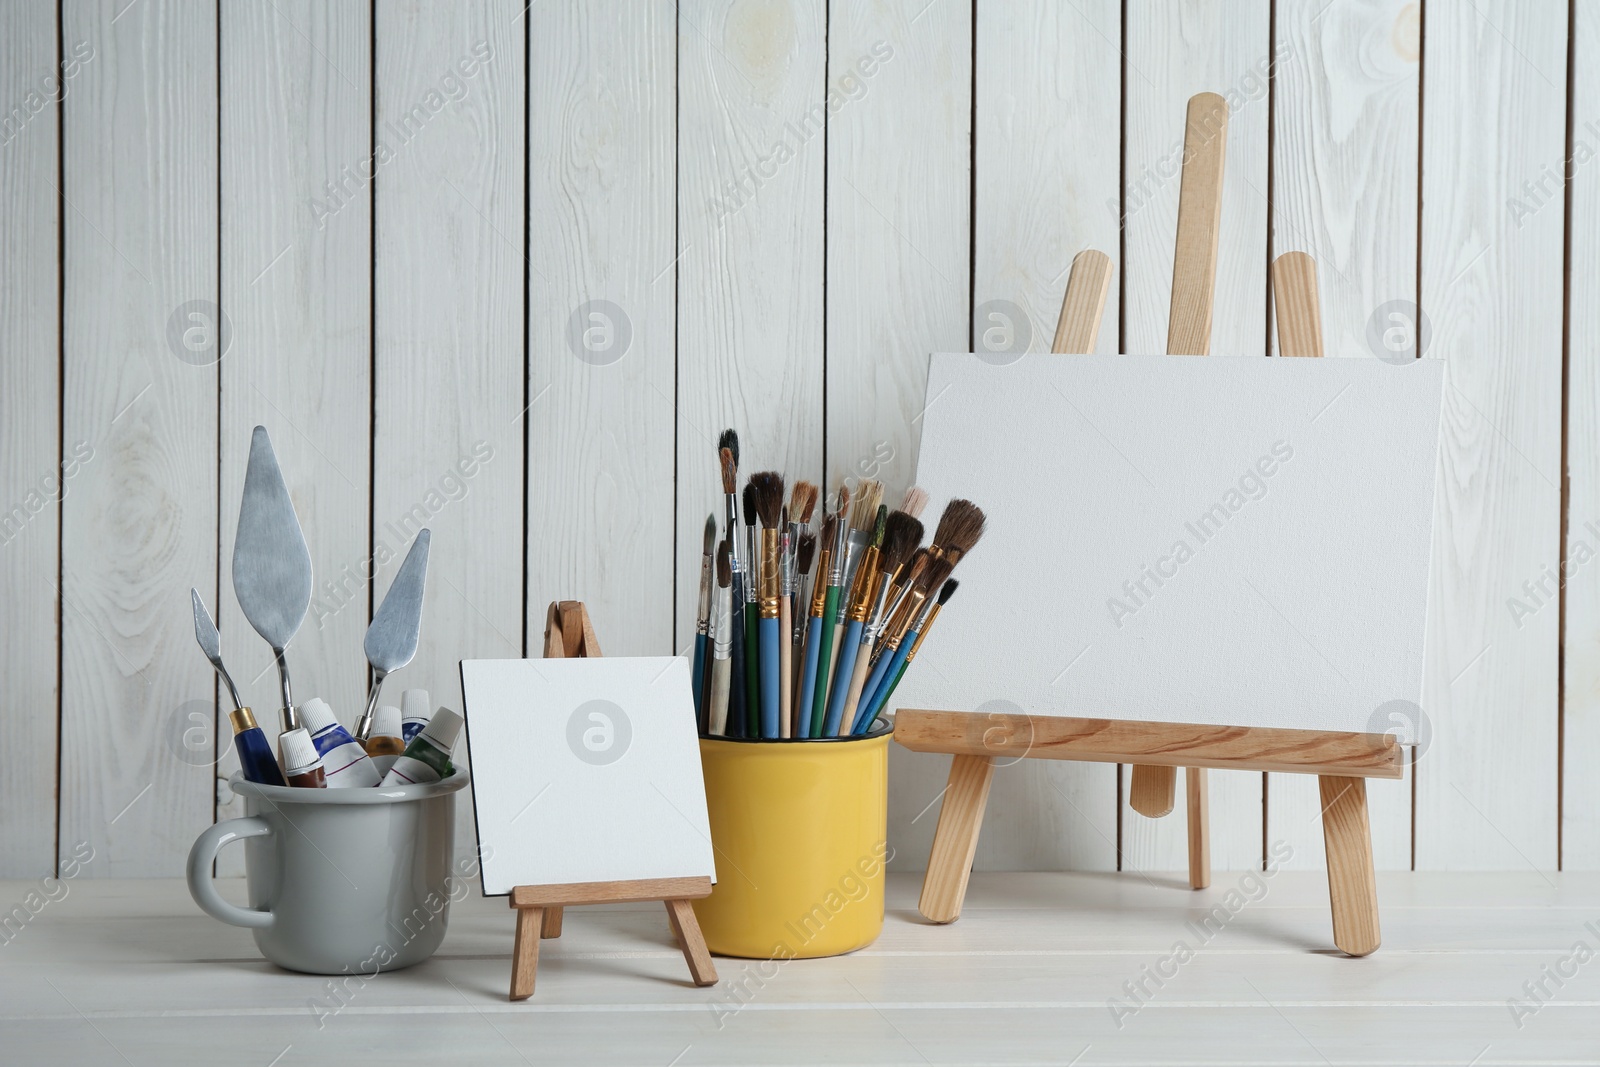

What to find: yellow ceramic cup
left=693, top=724, right=891, bottom=959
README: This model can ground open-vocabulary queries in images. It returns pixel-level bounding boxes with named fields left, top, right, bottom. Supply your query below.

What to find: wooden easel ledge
left=894, top=711, right=1402, bottom=779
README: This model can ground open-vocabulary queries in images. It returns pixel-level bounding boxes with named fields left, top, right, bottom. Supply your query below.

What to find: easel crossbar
left=894, top=709, right=1402, bottom=779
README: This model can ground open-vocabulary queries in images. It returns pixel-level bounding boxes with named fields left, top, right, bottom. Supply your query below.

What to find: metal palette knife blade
left=232, top=426, right=313, bottom=732
left=355, top=528, right=430, bottom=741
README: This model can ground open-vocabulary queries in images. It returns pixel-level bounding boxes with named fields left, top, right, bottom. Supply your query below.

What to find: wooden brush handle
left=840, top=632, right=875, bottom=736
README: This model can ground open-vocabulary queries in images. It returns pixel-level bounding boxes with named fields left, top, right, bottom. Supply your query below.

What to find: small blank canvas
left=896, top=352, right=1445, bottom=737
left=460, top=657, right=715, bottom=895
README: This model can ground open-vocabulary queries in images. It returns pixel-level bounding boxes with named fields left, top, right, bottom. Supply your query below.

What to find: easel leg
left=918, top=754, right=996, bottom=923
left=1318, top=775, right=1380, bottom=957
left=541, top=906, right=563, bottom=938
left=664, top=899, right=718, bottom=986
left=1130, top=765, right=1176, bottom=817
left=510, top=906, right=544, bottom=1001
left=1186, top=767, right=1210, bottom=890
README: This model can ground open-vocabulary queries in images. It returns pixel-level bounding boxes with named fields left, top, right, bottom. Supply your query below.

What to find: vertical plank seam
left=672, top=1, right=681, bottom=654
left=53, top=0, right=66, bottom=878
left=367, top=0, right=379, bottom=664
left=1116, top=0, right=1129, bottom=872
left=213, top=0, right=224, bottom=837
left=520, top=0, right=531, bottom=659
left=1558, top=0, right=1577, bottom=871
left=1411, top=0, right=1426, bottom=873
left=966, top=0, right=977, bottom=353
left=1262, top=0, right=1278, bottom=871
left=821, top=0, right=831, bottom=487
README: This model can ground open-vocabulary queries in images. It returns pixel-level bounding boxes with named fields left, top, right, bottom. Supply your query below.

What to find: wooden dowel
left=1273, top=251, right=1324, bottom=358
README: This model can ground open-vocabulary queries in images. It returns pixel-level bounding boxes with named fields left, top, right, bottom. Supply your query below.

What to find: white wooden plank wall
left=374, top=0, right=526, bottom=865
left=1267, top=0, right=1419, bottom=871
left=2, top=0, right=1591, bottom=877
left=58, top=0, right=218, bottom=877
left=1119, top=0, right=1272, bottom=875
left=0, top=2, right=62, bottom=878
left=216, top=0, right=372, bottom=872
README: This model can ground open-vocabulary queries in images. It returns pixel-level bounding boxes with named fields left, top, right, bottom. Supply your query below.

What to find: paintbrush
left=900, top=485, right=929, bottom=519
left=719, top=439, right=748, bottom=738
left=840, top=507, right=923, bottom=732
left=856, top=555, right=955, bottom=723
left=855, top=578, right=959, bottom=734
left=806, top=487, right=850, bottom=737
left=750, top=471, right=785, bottom=738
left=792, top=528, right=817, bottom=713
left=877, top=498, right=986, bottom=653
left=709, top=540, right=733, bottom=736
left=742, top=481, right=760, bottom=735
left=789, top=481, right=820, bottom=642
left=829, top=481, right=881, bottom=689
left=693, top=513, right=716, bottom=733
left=798, top=509, right=839, bottom=738
left=778, top=505, right=793, bottom=738
left=823, top=505, right=886, bottom=736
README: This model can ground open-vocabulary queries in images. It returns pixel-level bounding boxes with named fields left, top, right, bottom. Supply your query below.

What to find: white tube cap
left=373, top=705, right=403, bottom=740
left=279, top=728, right=323, bottom=777
left=420, top=707, right=464, bottom=753
left=297, top=697, right=337, bottom=735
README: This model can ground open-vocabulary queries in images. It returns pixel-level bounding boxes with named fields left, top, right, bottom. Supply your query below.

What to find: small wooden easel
left=505, top=601, right=719, bottom=999
left=899, top=93, right=1398, bottom=957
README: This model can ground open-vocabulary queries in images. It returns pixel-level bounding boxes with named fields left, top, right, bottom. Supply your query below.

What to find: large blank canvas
left=461, top=657, right=715, bottom=895
left=896, top=353, right=1444, bottom=736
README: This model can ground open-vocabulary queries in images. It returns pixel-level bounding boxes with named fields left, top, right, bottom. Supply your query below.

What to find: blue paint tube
left=400, top=688, right=432, bottom=744
left=228, top=707, right=286, bottom=787
left=297, top=697, right=380, bottom=788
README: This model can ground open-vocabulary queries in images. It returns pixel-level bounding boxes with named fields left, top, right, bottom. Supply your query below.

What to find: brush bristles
left=834, top=484, right=851, bottom=521
left=870, top=504, right=887, bottom=548
left=790, top=480, right=819, bottom=525
left=797, top=532, right=817, bottom=574
left=716, top=540, right=731, bottom=587
left=703, top=513, right=717, bottom=554
left=919, top=555, right=956, bottom=594
left=900, top=486, right=929, bottom=519
left=819, top=513, right=838, bottom=550
left=937, top=578, right=958, bottom=606
left=750, top=471, right=785, bottom=528
left=932, top=498, right=986, bottom=558
left=880, top=512, right=924, bottom=573
left=850, top=480, right=882, bottom=532
left=718, top=429, right=739, bottom=467
left=719, top=447, right=737, bottom=495
left=742, top=483, right=757, bottom=526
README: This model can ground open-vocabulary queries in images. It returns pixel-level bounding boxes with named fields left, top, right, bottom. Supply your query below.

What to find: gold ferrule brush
left=884, top=585, right=929, bottom=648
left=696, top=556, right=712, bottom=635
left=759, top=528, right=781, bottom=619
left=808, top=547, right=833, bottom=617
left=905, top=599, right=945, bottom=664
left=846, top=547, right=881, bottom=623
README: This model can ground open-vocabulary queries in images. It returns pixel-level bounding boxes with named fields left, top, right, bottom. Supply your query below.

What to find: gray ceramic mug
left=187, top=771, right=471, bottom=975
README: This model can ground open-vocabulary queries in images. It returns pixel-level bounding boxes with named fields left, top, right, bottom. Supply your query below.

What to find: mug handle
left=186, top=817, right=274, bottom=929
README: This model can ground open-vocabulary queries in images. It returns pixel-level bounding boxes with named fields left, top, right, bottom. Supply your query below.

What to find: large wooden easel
left=505, top=601, right=719, bottom=999
left=899, top=94, right=1400, bottom=957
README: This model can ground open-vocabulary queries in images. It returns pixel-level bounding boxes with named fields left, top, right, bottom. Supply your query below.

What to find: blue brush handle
left=692, top=632, right=708, bottom=730
left=234, top=725, right=286, bottom=787
left=797, top=615, right=823, bottom=738
left=854, top=646, right=898, bottom=733
left=857, top=635, right=915, bottom=731
left=822, top=620, right=863, bottom=737
left=759, top=618, right=781, bottom=738
left=727, top=578, right=748, bottom=739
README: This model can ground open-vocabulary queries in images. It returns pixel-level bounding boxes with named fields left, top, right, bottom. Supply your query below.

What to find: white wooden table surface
left=4, top=871, right=1597, bottom=1065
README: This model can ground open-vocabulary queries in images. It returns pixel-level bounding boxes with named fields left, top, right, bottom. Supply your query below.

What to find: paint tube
left=296, top=697, right=380, bottom=788
left=363, top=705, right=407, bottom=777
left=400, top=688, right=432, bottom=744
left=228, top=707, right=286, bottom=787
left=379, top=707, right=463, bottom=787
left=279, top=728, right=326, bottom=788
